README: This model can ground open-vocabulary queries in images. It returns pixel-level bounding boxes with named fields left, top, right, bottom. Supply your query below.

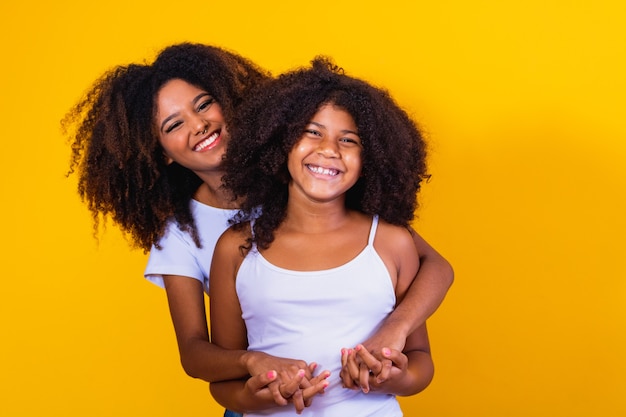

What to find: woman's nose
left=192, top=116, right=208, bottom=135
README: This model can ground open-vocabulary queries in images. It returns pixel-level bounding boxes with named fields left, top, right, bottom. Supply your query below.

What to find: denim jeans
left=224, top=410, right=243, bottom=417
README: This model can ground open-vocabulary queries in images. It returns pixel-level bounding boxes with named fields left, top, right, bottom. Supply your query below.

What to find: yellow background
left=2, top=0, right=624, bottom=415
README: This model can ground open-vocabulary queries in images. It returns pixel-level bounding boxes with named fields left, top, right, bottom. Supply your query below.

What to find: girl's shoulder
left=375, top=218, right=414, bottom=246
left=218, top=222, right=252, bottom=244
left=372, top=217, right=419, bottom=291
left=211, top=223, right=255, bottom=274
left=214, top=222, right=253, bottom=260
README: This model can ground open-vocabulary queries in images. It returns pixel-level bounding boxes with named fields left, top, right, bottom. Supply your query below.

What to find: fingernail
left=297, top=369, right=305, bottom=377
left=267, top=370, right=276, bottom=379
left=382, top=348, right=391, bottom=357
left=355, top=345, right=362, bottom=351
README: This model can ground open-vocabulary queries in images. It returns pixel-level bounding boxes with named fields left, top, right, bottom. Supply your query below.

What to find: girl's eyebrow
left=160, top=93, right=212, bottom=133
left=309, top=121, right=359, bottom=136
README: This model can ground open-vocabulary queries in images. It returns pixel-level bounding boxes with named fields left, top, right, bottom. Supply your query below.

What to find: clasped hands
left=245, top=346, right=408, bottom=414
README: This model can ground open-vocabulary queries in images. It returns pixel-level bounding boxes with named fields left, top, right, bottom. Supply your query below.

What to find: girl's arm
left=208, top=228, right=329, bottom=412
left=362, top=228, right=453, bottom=353
left=210, top=369, right=330, bottom=414
left=341, top=222, right=435, bottom=394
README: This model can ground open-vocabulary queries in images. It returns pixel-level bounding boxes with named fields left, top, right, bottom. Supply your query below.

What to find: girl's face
left=155, top=79, right=229, bottom=174
left=287, top=103, right=363, bottom=204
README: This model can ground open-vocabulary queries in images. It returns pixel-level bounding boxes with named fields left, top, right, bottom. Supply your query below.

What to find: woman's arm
left=164, top=275, right=249, bottom=382
left=362, top=229, right=453, bottom=353
left=163, top=274, right=310, bottom=383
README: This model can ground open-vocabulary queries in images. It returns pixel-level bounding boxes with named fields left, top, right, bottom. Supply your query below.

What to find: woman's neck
left=193, top=173, right=241, bottom=209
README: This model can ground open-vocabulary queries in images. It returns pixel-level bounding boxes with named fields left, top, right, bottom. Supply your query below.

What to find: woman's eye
left=198, top=98, right=215, bottom=112
left=305, top=129, right=321, bottom=137
left=165, top=121, right=182, bottom=133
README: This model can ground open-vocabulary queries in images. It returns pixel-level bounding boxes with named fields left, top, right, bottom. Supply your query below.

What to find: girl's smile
left=306, top=164, right=341, bottom=177
left=288, top=103, right=362, bottom=204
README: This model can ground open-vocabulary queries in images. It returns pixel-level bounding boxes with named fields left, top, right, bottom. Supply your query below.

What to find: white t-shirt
left=144, top=199, right=238, bottom=293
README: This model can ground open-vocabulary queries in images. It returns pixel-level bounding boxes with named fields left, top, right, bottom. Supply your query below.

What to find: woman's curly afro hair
left=224, top=57, right=429, bottom=250
left=62, top=43, right=270, bottom=252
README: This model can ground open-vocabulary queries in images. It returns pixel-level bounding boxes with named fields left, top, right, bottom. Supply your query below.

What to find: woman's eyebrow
left=192, top=92, right=212, bottom=105
left=160, top=113, right=179, bottom=132
left=159, top=93, right=212, bottom=132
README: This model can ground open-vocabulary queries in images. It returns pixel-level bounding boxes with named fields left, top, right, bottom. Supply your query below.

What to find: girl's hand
left=274, top=367, right=331, bottom=414
left=245, top=352, right=330, bottom=412
left=340, top=344, right=408, bottom=393
left=244, top=351, right=309, bottom=403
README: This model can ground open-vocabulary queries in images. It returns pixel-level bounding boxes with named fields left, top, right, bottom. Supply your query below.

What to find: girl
left=210, top=57, right=437, bottom=416
left=63, top=44, right=451, bottom=414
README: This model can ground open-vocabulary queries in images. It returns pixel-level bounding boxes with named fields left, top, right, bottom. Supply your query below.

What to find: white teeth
left=194, top=132, right=219, bottom=151
left=308, top=165, right=339, bottom=176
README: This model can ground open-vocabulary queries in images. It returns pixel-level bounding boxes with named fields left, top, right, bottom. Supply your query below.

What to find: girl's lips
left=193, top=130, right=220, bottom=151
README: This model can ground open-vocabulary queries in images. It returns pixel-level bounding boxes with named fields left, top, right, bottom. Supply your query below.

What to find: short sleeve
left=144, top=221, right=205, bottom=290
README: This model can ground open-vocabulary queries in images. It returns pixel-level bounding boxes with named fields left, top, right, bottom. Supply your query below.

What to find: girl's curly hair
left=61, top=43, right=270, bottom=252
left=224, top=57, right=429, bottom=250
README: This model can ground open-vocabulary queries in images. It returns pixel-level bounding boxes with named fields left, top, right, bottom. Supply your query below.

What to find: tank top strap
left=248, top=219, right=259, bottom=252
left=367, top=215, right=379, bottom=246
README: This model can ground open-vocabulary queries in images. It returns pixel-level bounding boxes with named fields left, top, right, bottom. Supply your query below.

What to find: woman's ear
left=163, top=153, right=174, bottom=165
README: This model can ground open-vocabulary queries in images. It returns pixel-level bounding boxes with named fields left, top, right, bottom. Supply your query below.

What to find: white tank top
left=236, top=215, right=403, bottom=416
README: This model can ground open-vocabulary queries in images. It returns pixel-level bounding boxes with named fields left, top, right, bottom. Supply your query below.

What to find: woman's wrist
left=240, top=350, right=267, bottom=376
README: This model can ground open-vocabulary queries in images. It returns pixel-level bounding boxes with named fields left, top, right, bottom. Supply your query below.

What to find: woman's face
left=155, top=79, right=229, bottom=174
left=287, top=103, right=363, bottom=205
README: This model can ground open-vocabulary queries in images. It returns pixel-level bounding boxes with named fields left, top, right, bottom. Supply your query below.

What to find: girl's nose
left=317, top=137, right=339, bottom=157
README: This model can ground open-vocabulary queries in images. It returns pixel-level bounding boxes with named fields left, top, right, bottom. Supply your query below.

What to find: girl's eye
left=340, top=137, right=361, bottom=146
left=305, top=129, right=321, bottom=137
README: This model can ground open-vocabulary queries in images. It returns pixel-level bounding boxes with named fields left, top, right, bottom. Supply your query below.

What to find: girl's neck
left=282, top=195, right=351, bottom=234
